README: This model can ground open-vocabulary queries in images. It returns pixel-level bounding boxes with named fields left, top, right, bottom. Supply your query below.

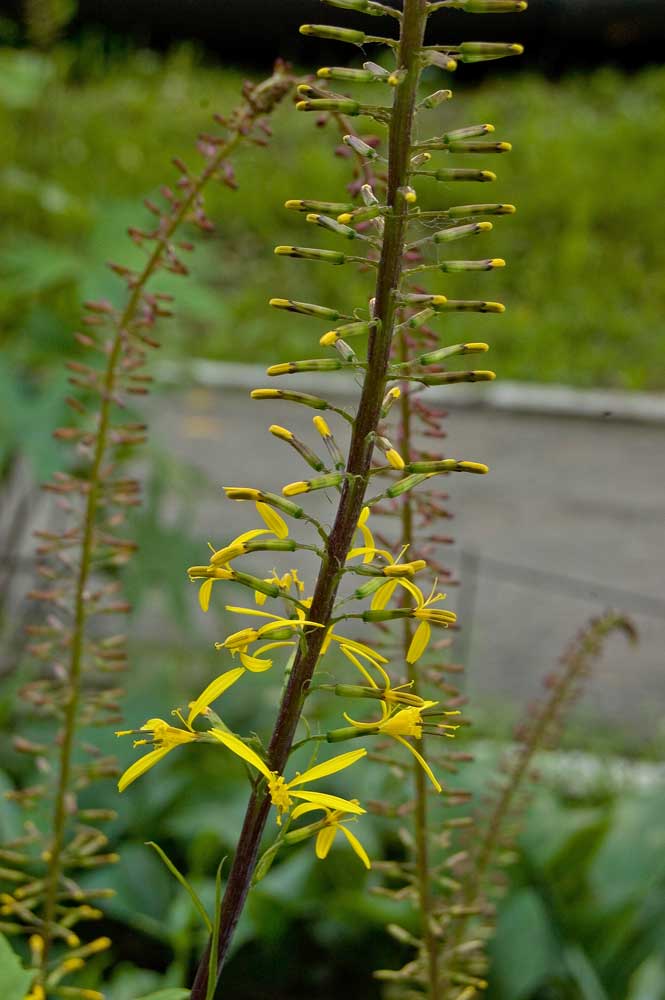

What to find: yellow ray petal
left=406, top=620, right=431, bottom=664
left=225, top=606, right=281, bottom=620
left=333, top=634, right=389, bottom=665
left=239, top=650, right=275, bottom=673
left=289, top=748, right=366, bottom=787
left=290, top=790, right=366, bottom=814
left=187, top=667, right=245, bottom=726
left=397, top=577, right=425, bottom=605
left=393, top=734, right=442, bottom=793
left=118, top=746, right=171, bottom=792
left=256, top=502, right=289, bottom=538
left=339, top=646, right=379, bottom=687
left=291, top=801, right=329, bottom=822
left=209, top=729, right=272, bottom=780
left=370, top=579, right=398, bottom=611
left=199, top=578, right=214, bottom=613
left=339, top=824, right=371, bottom=869
left=346, top=545, right=393, bottom=563
left=315, top=825, right=337, bottom=859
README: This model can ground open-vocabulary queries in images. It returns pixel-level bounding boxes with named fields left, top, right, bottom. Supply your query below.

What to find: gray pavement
left=144, top=370, right=665, bottom=736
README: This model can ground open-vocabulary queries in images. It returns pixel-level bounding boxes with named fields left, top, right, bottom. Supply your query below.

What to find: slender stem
left=398, top=339, right=440, bottom=1000
left=190, top=4, right=430, bottom=995
left=39, top=128, right=246, bottom=978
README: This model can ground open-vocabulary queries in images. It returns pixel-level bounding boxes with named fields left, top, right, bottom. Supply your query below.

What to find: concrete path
left=144, top=369, right=665, bottom=737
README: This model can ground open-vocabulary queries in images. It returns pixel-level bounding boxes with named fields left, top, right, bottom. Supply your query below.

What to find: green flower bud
left=300, top=24, right=367, bottom=45
left=437, top=258, right=505, bottom=272
left=251, top=388, right=333, bottom=411
left=447, top=203, right=516, bottom=217
left=269, top=299, right=349, bottom=322
left=458, top=41, right=524, bottom=62
left=306, top=213, right=360, bottom=239
left=267, top=358, right=346, bottom=376
left=297, top=98, right=362, bottom=115
left=433, top=299, right=505, bottom=313
left=274, top=246, right=347, bottom=265
left=420, top=168, right=496, bottom=182
left=285, top=199, right=354, bottom=214
left=417, top=89, right=453, bottom=110
left=417, top=343, right=489, bottom=365
left=411, top=370, right=496, bottom=385
left=406, top=459, right=489, bottom=474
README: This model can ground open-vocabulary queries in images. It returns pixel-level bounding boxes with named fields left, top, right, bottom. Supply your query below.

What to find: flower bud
left=318, top=66, right=381, bottom=83
left=418, top=89, right=453, bottom=110
left=448, top=202, right=516, bottom=217
left=267, top=358, right=345, bottom=376
left=447, top=140, right=511, bottom=154
left=413, top=370, right=496, bottom=385
left=283, top=473, right=345, bottom=496
left=421, top=168, right=496, bottom=182
left=275, top=246, right=347, bottom=265
left=300, top=24, right=367, bottom=45
left=285, top=199, right=354, bottom=214
left=386, top=473, right=435, bottom=498
left=418, top=342, right=489, bottom=365
left=306, top=213, right=360, bottom=239
left=269, top=299, right=349, bottom=322
left=406, top=459, right=489, bottom=474
left=434, top=299, right=505, bottom=313
left=343, top=134, right=380, bottom=160
left=224, top=487, right=305, bottom=519
left=320, top=319, right=377, bottom=345
left=437, top=258, right=505, bottom=272
left=251, top=388, right=333, bottom=411
left=458, top=41, right=524, bottom=62
left=297, top=99, right=362, bottom=115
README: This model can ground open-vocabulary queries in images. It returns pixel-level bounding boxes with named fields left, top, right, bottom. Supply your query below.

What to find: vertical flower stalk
left=186, top=1, right=510, bottom=994
left=1, top=66, right=294, bottom=997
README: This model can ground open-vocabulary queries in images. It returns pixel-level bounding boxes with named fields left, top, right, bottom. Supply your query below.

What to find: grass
left=2, top=43, right=665, bottom=388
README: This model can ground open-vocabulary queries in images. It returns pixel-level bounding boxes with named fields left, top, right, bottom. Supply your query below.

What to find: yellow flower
left=188, top=502, right=289, bottom=612
left=210, top=730, right=367, bottom=824
left=369, top=577, right=456, bottom=664
left=254, top=567, right=305, bottom=606
left=289, top=801, right=371, bottom=869
left=217, top=606, right=323, bottom=672
left=116, top=667, right=244, bottom=791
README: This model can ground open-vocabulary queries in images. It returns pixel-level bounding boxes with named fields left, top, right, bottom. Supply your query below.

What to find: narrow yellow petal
left=370, top=579, right=398, bottom=611
left=332, top=634, right=388, bottom=665
left=406, top=620, right=431, bottom=664
left=209, top=729, right=272, bottom=779
left=339, top=646, right=378, bottom=687
left=291, top=801, right=328, bottom=822
left=256, top=502, right=288, bottom=538
left=117, top=747, right=172, bottom=792
left=291, top=790, right=366, bottom=814
left=289, top=747, right=366, bottom=788
left=315, top=826, right=337, bottom=859
left=199, top=578, right=214, bottom=613
left=239, top=650, right=274, bottom=673
left=397, top=577, right=424, bottom=605
left=393, top=735, right=442, bottom=793
left=225, top=606, right=280, bottom=620
left=234, top=527, right=272, bottom=545
left=339, top=824, right=371, bottom=869
left=187, top=667, right=245, bottom=726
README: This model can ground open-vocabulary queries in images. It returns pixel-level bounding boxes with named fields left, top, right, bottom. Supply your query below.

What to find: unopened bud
left=300, top=24, right=366, bottom=45
left=275, top=246, right=347, bottom=265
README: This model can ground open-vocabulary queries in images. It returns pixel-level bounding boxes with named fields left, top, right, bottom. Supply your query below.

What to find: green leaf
left=135, top=991, right=191, bottom=1000
left=491, top=887, right=563, bottom=1000
left=627, top=954, right=665, bottom=1000
left=146, top=841, right=212, bottom=932
left=0, top=933, right=33, bottom=999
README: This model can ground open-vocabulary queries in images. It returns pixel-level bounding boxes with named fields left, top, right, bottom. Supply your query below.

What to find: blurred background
left=1, top=0, right=665, bottom=997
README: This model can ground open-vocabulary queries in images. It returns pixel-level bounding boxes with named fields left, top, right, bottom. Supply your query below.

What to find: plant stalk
left=190, top=3, right=430, bottom=995
left=39, top=127, right=246, bottom=980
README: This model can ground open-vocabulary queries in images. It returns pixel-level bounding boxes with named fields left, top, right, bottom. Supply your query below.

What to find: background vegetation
left=2, top=23, right=664, bottom=1000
